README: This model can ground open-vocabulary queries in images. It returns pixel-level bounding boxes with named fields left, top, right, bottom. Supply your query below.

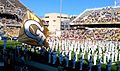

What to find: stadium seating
left=61, top=28, right=120, bottom=41
left=72, top=6, right=120, bottom=25
left=0, top=0, right=27, bottom=38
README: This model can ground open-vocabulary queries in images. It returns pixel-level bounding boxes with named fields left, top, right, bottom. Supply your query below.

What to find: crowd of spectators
left=73, top=7, right=120, bottom=24
left=2, top=0, right=26, bottom=16
left=61, top=28, right=120, bottom=41
left=6, top=27, right=20, bottom=37
left=0, top=0, right=27, bottom=37
left=0, top=0, right=26, bottom=21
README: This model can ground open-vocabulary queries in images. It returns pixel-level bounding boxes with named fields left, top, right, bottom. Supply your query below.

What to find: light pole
left=114, top=0, right=117, bottom=7
left=114, top=0, right=120, bottom=6
left=3, top=34, right=7, bottom=50
left=2, top=18, right=7, bottom=67
left=60, top=0, right=62, bottom=22
left=3, top=18, right=7, bottom=50
left=60, top=0, right=62, bottom=37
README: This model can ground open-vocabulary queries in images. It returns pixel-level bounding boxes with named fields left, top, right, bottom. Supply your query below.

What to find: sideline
left=27, top=61, right=58, bottom=71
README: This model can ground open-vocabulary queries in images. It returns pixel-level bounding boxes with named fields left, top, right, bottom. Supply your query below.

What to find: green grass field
left=0, top=40, right=22, bottom=49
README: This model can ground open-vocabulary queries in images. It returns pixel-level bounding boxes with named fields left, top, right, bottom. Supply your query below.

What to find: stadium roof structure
left=70, top=6, right=120, bottom=25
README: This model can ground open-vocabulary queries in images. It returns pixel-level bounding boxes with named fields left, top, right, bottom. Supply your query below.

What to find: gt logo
left=24, top=20, right=46, bottom=45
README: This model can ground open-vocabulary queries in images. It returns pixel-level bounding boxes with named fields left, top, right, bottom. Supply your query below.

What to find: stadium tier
left=71, top=6, right=120, bottom=25
left=0, top=0, right=27, bottom=38
left=61, top=28, right=120, bottom=41
left=67, top=6, right=120, bottom=41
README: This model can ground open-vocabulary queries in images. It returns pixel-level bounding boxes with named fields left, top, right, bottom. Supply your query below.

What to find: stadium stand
left=66, top=6, right=120, bottom=41
left=61, top=28, right=120, bottom=41
left=71, top=6, right=120, bottom=25
left=0, top=0, right=27, bottom=38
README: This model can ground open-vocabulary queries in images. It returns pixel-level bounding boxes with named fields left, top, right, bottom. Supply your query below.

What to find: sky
left=20, top=0, right=116, bottom=17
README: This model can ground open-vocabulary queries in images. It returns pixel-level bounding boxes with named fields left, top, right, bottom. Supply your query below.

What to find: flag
left=18, top=10, right=49, bottom=47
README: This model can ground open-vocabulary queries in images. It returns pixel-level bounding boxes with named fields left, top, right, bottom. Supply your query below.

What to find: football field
left=0, top=40, right=119, bottom=71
